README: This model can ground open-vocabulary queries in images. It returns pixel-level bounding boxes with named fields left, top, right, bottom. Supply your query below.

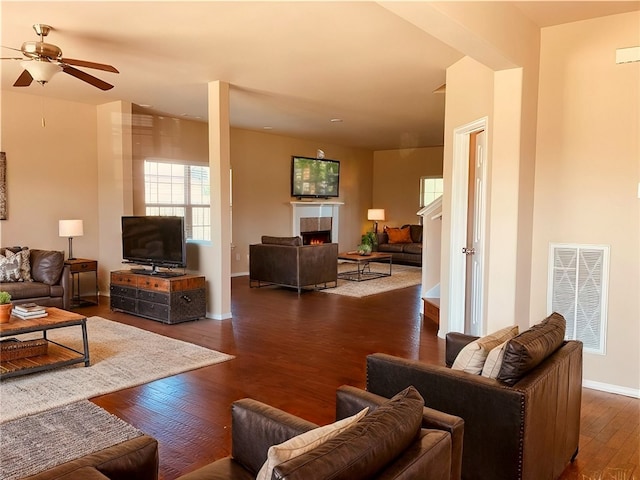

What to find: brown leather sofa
left=177, top=385, right=464, bottom=480
left=0, top=247, right=71, bottom=310
left=22, top=435, right=159, bottom=479
left=375, top=224, right=422, bottom=266
left=249, top=236, right=338, bottom=293
left=366, top=314, right=583, bottom=480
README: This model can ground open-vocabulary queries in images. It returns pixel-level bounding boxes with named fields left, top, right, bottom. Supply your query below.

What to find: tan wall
left=0, top=91, right=99, bottom=261
left=531, top=12, right=640, bottom=392
left=231, top=128, right=373, bottom=274
left=372, top=147, right=443, bottom=227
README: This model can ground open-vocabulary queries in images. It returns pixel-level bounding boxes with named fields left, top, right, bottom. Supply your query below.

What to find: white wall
left=531, top=12, right=640, bottom=394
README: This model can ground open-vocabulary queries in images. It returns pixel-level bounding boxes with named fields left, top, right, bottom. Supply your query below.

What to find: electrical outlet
left=235, top=253, right=240, bottom=261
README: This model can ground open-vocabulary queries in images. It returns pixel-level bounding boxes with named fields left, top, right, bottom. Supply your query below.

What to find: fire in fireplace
left=301, top=230, right=331, bottom=245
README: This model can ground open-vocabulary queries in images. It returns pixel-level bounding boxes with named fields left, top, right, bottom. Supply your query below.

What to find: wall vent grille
left=548, top=243, right=609, bottom=354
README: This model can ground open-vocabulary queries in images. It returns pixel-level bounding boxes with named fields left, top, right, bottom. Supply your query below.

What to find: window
left=548, top=243, right=609, bottom=354
left=144, top=160, right=210, bottom=241
left=420, top=176, right=444, bottom=207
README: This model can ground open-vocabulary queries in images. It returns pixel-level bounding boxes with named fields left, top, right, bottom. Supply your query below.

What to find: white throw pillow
left=481, top=340, right=510, bottom=378
left=451, top=325, right=519, bottom=375
left=0, top=252, right=22, bottom=282
left=255, top=406, right=369, bottom=480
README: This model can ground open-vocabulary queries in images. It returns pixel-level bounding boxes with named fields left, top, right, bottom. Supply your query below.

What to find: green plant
left=361, top=231, right=377, bottom=247
left=0, top=291, right=11, bottom=304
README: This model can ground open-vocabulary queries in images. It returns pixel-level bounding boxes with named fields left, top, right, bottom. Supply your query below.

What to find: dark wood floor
left=83, top=277, right=638, bottom=480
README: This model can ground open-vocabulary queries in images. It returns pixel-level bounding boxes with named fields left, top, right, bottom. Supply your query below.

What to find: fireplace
left=291, top=201, right=343, bottom=244
left=301, top=230, right=332, bottom=245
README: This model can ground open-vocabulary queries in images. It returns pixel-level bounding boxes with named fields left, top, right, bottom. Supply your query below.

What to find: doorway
left=448, top=118, right=488, bottom=335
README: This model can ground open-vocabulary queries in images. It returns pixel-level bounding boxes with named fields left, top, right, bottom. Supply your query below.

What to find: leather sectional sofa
left=365, top=313, right=583, bottom=480
left=249, top=236, right=338, bottom=293
left=178, top=385, right=464, bottom=480
left=0, top=247, right=71, bottom=310
left=375, top=224, right=422, bottom=266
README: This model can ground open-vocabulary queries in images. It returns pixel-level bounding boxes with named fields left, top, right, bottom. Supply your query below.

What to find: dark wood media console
left=110, top=270, right=206, bottom=324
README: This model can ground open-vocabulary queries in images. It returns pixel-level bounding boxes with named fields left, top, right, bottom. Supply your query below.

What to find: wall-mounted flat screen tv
left=121, top=216, right=186, bottom=270
left=291, top=156, right=340, bottom=199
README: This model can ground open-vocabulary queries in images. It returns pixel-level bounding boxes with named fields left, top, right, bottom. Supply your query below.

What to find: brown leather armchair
left=177, top=385, right=464, bottom=480
left=249, top=236, right=338, bottom=293
left=366, top=328, right=583, bottom=480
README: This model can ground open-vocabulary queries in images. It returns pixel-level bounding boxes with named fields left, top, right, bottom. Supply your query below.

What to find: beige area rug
left=0, top=316, right=234, bottom=423
left=0, top=400, right=143, bottom=480
left=323, top=263, right=422, bottom=298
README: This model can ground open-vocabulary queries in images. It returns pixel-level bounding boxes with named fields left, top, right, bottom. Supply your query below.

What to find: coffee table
left=337, top=252, right=393, bottom=281
left=0, top=307, right=90, bottom=380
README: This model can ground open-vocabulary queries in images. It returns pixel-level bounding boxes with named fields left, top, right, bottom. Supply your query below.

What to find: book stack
left=12, top=303, right=48, bottom=320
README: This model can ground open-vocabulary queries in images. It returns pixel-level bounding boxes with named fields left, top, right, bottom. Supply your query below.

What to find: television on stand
left=291, top=156, right=340, bottom=199
left=121, top=216, right=187, bottom=277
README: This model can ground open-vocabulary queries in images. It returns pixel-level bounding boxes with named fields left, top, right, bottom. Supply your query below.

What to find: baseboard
left=231, top=271, right=249, bottom=278
left=583, top=379, right=640, bottom=398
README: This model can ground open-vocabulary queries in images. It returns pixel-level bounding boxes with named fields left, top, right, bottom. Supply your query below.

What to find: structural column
left=205, top=81, right=232, bottom=319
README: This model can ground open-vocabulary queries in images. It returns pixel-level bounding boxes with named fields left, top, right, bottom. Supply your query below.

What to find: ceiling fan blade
left=61, top=57, right=119, bottom=73
left=1, top=57, right=25, bottom=60
left=62, top=65, right=114, bottom=91
left=1, top=45, right=23, bottom=53
left=13, top=69, right=33, bottom=87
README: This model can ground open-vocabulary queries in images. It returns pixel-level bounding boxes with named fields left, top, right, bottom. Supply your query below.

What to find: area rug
left=0, top=400, right=142, bottom=480
left=0, top=316, right=234, bottom=423
left=323, top=263, right=422, bottom=298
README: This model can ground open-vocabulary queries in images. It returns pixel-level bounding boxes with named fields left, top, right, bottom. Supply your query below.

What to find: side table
left=65, top=258, right=98, bottom=307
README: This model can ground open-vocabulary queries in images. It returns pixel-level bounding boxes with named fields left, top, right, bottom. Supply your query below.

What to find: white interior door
left=448, top=118, right=488, bottom=335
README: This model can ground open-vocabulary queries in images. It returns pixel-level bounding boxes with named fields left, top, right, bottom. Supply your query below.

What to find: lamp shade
left=21, top=60, right=62, bottom=84
left=367, top=209, right=386, bottom=221
left=59, top=219, right=84, bottom=238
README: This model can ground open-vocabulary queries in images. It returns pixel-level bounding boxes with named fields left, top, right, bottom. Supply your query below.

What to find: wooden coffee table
left=0, top=307, right=90, bottom=380
left=337, top=252, right=393, bottom=281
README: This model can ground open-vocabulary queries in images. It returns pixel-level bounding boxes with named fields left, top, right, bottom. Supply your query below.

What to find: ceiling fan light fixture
left=21, top=59, right=62, bottom=84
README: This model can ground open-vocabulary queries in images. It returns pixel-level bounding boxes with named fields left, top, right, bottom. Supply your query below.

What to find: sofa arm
left=60, top=264, right=72, bottom=310
left=445, top=332, right=478, bottom=367
left=336, top=385, right=464, bottom=480
left=230, top=398, right=318, bottom=475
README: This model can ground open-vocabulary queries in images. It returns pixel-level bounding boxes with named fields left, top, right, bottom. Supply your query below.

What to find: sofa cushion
left=3, top=247, right=32, bottom=282
left=30, top=250, right=65, bottom=285
left=273, top=386, right=424, bottom=479
left=0, top=252, right=22, bottom=282
left=403, top=224, right=423, bottom=243
left=256, top=407, right=369, bottom=480
left=261, top=236, right=302, bottom=246
left=481, top=340, right=510, bottom=378
left=403, top=243, right=422, bottom=255
left=452, top=325, right=519, bottom=374
left=377, top=243, right=405, bottom=253
left=497, top=312, right=566, bottom=386
left=0, top=281, right=52, bottom=299
left=385, top=226, right=412, bottom=244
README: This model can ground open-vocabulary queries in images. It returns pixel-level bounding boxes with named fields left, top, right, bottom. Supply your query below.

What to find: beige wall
left=531, top=12, right=640, bottom=393
left=0, top=91, right=99, bottom=262
left=231, top=128, right=373, bottom=274
left=372, top=147, right=443, bottom=227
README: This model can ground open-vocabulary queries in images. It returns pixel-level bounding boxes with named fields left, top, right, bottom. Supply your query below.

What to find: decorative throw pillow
left=385, top=226, right=412, bottom=244
left=30, top=250, right=65, bottom=285
left=255, top=407, right=369, bottom=480
left=452, top=325, right=519, bottom=374
left=4, top=248, right=32, bottom=282
left=0, top=253, right=22, bottom=282
left=481, top=340, right=510, bottom=378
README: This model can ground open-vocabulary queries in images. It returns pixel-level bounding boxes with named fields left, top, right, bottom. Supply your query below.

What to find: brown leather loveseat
left=249, top=236, right=338, bottom=293
left=0, top=247, right=71, bottom=310
left=366, top=313, right=583, bottom=480
left=178, top=385, right=464, bottom=480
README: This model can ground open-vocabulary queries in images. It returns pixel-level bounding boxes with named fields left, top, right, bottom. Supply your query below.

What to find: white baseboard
left=583, top=379, right=640, bottom=398
left=231, top=271, right=249, bottom=278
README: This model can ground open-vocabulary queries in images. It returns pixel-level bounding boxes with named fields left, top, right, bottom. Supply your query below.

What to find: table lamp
left=59, top=219, right=84, bottom=260
left=367, top=209, right=385, bottom=234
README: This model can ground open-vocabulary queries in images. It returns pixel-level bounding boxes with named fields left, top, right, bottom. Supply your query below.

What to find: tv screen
left=291, top=156, right=340, bottom=198
left=121, top=216, right=186, bottom=269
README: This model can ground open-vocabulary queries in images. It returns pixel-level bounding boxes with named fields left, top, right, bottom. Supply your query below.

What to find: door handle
left=462, top=247, right=476, bottom=255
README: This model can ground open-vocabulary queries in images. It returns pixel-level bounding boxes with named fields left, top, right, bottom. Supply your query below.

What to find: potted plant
left=357, top=231, right=377, bottom=256
left=0, top=291, right=12, bottom=323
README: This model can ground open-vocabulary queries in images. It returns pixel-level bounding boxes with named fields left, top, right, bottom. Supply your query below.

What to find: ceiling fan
left=1, top=24, right=119, bottom=91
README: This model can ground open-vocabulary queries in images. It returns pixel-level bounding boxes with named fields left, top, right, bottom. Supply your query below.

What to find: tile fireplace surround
left=291, top=201, right=343, bottom=244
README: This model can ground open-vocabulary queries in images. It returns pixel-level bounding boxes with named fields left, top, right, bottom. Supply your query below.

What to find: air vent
left=548, top=243, right=610, bottom=354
